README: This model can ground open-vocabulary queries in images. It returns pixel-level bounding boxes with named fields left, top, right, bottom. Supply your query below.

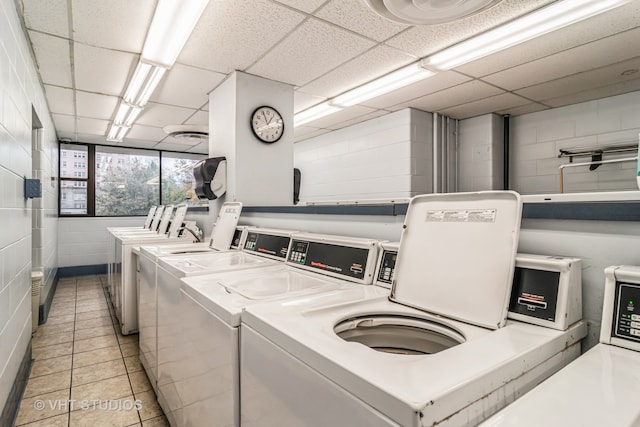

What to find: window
left=59, top=143, right=206, bottom=216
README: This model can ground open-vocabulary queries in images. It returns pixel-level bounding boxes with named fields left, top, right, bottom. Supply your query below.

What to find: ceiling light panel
left=294, top=103, right=343, bottom=127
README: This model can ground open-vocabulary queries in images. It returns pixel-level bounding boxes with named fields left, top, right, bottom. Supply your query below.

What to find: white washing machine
left=240, top=191, right=588, bottom=427
left=176, top=233, right=384, bottom=427
left=155, top=226, right=300, bottom=426
left=481, top=264, right=640, bottom=427
left=107, top=205, right=158, bottom=233
left=373, top=241, right=399, bottom=289
left=109, top=205, right=193, bottom=335
left=135, top=223, right=247, bottom=393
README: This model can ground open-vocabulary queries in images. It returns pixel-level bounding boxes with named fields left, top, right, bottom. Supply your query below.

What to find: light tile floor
left=14, top=275, right=169, bottom=427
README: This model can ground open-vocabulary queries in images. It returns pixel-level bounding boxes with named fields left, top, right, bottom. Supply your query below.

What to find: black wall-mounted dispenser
left=194, top=157, right=227, bottom=200
left=24, top=178, right=42, bottom=199
left=293, top=168, right=301, bottom=204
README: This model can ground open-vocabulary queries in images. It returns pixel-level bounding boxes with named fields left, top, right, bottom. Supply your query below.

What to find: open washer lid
left=391, top=191, right=522, bottom=330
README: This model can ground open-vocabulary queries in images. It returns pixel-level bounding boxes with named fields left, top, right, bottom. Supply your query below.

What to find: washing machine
left=155, top=226, right=300, bottom=425
left=135, top=223, right=247, bottom=393
left=175, top=232, right=385, bottom=427
left=107, top=205, right=158, bottom=233
left=240, top=191, right=588, bottom=427
left=109, top=205, right=193, bottom=335
left=481, top=264, right=640, bottom=427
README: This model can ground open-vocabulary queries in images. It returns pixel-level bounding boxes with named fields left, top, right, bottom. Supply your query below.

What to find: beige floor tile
left=69, top=396, right=140, bottom=427
left=30, top=355, right=72, bottom=378
left=70, top=374, right=132, bottom=402
left=23, top=370, right=71, bottom=398
left=73, top=346, right=122, bottom=368
left=75, top=316, right=115, bottom=331
left=142, top=415, right=170, bottom=427
left=124, top=356, right=143, bottom=374
left=50, top=300, right=75, bottom=310
left=74, top=324, right=115, bottom=341
left=34, top=321, right=74, bottom=337
left=117, top=334, right=139, bottom=345
left=32, top=331, right=74, bottom=349
left=47, top=306, right=76, bottom=317
left=72, top=359, right=127, bottom=386
left=15, top=389, right=70, bottom=426
left=129, top=371, right=152, bottom=394
left=134, top=390, right=163, bottom=421
left=32, top=342, right=73, bottom=361
left=74, top=334, right=119, bottom=353
left=120, top=342, right=139, bottom=357
left=75, top=309, right=111, bottom=321
left=75, top=293, right=104, bottom=303
left=52, top=293, right=76, bottom=302
left=16, top=412, right=69, bottom=427
left=76, top=303, right=109, bottom=314
left=44, top=314, right=75, bottom=326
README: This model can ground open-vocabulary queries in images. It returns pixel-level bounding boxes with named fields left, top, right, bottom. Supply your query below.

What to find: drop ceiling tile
left=326, top=109, right=390, bottom=131
left=127, top=123, right=167, bottom=142
left=151, top=64, right=225, bottom=109
left=300, top=45, right=417, bottom=98
left=542, top=78, right=640, bottom=109
left=304, top=105, right=377, bottom=129
left=316, top=0, right=409, bottom=42
left=248, top=18, right=375, bottom=86
left=136, top=103, right=195, bottom=128
left=153, top=142, right=198, bottom=152
left=187, top=142, right=208, bottom=154
left=294, top=91, right=326, bottom=113
left=439, top=93, right=531, bottom=119
left=76, top=91, right=119, bottom=120
left=162, top=134, right=206, bottom=146
left=294, top=127, right=331, bottom=143
left=74, top=132, right=109, bottom=145
left=179, top=0, right=306, bottom=73
left=51, top=113, right=75, bottom=133
left=389, top=78, right=501, bottom=112
left=76, top=116, right=109, bottom=135
left=119, top=139, right=160, bottom=150
left=72, top=0, right=154, bottom=52
left=504, top=103, right=550, bottom=117
left=385, top=0, right=554, bottom=58
left=184, top=110, right=209, bottom=126
left=454, top=1, right=640, bottom=78
left=483, top=28, right=640, bottom=91
left=44, top=85, right=74, bottom=115
left=361, top=70, right=471, bottom=109
left=28, top=31, right=72, bottom=87
left=22, top=0, right=69, bottom=37
left=273, top=0, right=326, bottom=13
left=515, top=57, right=640, bottom=102
left=56, top=130, right=76, bottom=141
left=74, top=43, right=136, bottom=96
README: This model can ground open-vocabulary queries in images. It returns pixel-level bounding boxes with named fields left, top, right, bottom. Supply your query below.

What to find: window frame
left=58, top=142, right=207, bottom=217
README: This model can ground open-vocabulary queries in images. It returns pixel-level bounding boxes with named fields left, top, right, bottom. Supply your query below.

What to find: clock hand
left=262, top=111, right=272, bottom=125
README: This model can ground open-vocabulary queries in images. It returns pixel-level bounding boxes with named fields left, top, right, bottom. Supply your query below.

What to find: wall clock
left=251, top=106, right=284, bottom=143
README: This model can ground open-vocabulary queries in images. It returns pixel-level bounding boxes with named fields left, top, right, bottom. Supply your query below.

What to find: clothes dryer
left=240, top=192, right=588, bottom=427
left=481, top=265, right=640, bottom=427
left=176, top=233, right=383, bottom=427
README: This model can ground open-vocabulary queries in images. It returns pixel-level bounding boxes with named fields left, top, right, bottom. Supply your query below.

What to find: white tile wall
left=510, top=91, right=640, bottom=194
left=0, top=0, right=59, bottom=414
left=457, top=114, right=504, bottom=191
left=293, top=108, right=433, bottom=201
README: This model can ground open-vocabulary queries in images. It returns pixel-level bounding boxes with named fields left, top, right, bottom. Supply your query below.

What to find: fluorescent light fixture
left=142, top=0, right=210, bottom=68
left=423, top=0, right=628, bottom=70
left=114, top=102, right=142, bottom=127
left=293, top=103, right=342, bottom=127
left=332, top=62, right=435, bottom=107
left=106, top=124, right=130, bottom=142
left=123, top=62, right=167, bottom=107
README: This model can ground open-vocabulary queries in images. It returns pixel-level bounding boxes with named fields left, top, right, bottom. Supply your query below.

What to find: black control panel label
left=244, top=232, right=290, bottom=258
left=288, top=239, right=369, bottom=279
left=508, top=267, right=560, bottom=321
left=376, top=250, right=398, bottom=284
left=613, top=281, right=640, bottom=342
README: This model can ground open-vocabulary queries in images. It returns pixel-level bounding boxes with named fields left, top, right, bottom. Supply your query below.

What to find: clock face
left=251, top=106, right=284, bottom=143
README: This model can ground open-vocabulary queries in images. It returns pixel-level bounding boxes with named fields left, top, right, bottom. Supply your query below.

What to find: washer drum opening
left=334, top=315, right=465, bottom=355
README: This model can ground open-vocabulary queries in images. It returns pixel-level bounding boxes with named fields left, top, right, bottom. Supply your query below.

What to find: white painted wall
left=0, top=0, right=58, bottom=414
left=458, top=114, right=504, bottom=191
left=294, top=109, right=433, bottom=202
left=510, top=91, right=640, bottom=194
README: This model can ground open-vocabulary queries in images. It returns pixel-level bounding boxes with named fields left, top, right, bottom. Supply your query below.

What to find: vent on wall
left=363, top=0, right=503, bottom=25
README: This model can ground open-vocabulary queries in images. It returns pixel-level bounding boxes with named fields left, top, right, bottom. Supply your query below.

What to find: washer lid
left=391, top=191, right=522, bottom=330
left=209, top=202, right=243, bottom=250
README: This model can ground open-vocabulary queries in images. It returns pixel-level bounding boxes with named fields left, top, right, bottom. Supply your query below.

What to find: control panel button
left=632, top=314, right=640, bottom=321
